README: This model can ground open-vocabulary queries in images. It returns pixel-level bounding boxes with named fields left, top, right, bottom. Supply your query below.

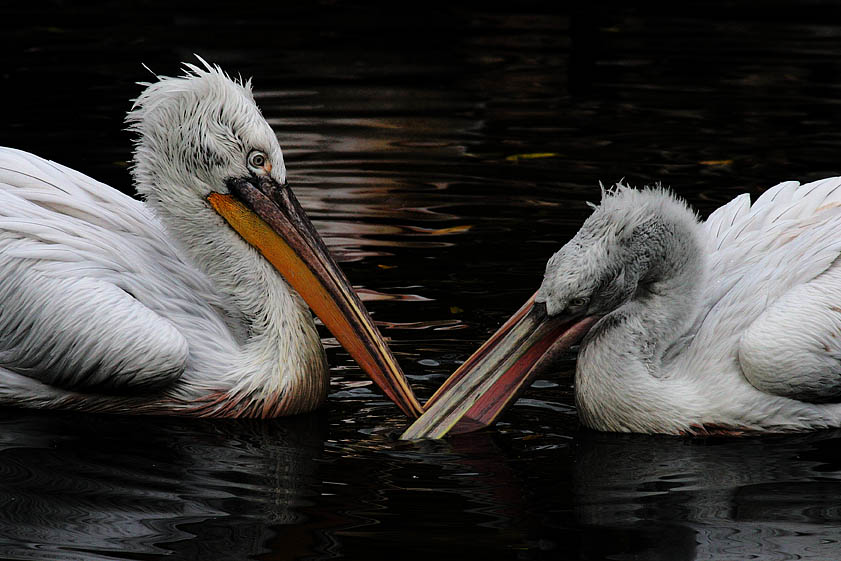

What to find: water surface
left=2, top=2, right=841, bottom=559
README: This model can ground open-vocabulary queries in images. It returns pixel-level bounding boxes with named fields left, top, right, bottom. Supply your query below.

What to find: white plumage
left=540, top=179, right=841, bottom=434
left=0, top=63, right=329, bottom=417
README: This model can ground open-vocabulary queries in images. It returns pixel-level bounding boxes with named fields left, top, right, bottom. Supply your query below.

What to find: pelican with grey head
left=405, top=180, right=841, bottom=438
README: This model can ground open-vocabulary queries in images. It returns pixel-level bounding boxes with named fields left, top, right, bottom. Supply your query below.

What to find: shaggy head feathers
left=536, top=184, right=702, bottom=316
left=126, top=59, right=286, bottom=208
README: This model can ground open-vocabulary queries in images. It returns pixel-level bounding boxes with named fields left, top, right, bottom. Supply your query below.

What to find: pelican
left=404, top=179, right=841, bottom=438
left=0, top=61, right=422, bottom=419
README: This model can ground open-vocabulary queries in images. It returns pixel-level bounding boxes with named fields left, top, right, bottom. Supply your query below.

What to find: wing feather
left=0, top=147, right=236, bottom=394
left=0, top=270, right=188, bottom=392
left=681, top=177, right=841, bottom=375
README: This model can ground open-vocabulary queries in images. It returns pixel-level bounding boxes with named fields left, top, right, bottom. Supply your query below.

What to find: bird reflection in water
left=0, top=409, right=341, bottom=560
left=393, top=428, right=841, bottom=560
left=566, top=430, right=841, bottom=560
left=320, top=428, right=841, bottom=560
left=1, top=406, right=840, bottom=560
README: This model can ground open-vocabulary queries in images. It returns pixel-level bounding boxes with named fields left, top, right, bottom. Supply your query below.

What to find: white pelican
left=0, top=62, right=422, bottom=419
left=404, top=179, right=841, bottom=438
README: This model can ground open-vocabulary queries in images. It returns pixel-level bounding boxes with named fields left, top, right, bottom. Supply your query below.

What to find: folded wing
left=0, top=148, right=229, bottom=395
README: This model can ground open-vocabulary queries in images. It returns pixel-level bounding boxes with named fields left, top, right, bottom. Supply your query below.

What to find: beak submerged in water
left=208, top=176, right=423, bottom=418
left=400, top=293, right=599, bottom=439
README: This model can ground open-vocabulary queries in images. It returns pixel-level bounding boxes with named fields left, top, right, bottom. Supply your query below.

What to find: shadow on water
left=4, top=0, right=841, bottom=559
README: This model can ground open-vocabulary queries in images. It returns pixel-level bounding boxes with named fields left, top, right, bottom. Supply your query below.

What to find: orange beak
left=208, top=176, right=423, bottom=418
left=401, top=293, right=598, bottom=439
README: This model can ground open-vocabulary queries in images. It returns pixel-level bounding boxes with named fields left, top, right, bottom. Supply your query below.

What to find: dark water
left=3, top=1, right=841, bottom=559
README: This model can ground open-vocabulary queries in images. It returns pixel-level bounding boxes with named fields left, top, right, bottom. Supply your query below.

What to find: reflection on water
left=569, top=432, right=841, bottom=560
left=2, top=412, right=840, bottom=560
left=4, top=1, right=841, bottom=559
left=0, top=411, right=329, bottom=560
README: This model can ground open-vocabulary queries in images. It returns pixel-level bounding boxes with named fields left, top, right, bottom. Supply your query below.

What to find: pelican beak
left=208, top=176, right=423, bottom=418
left=400, top=293, right=599, bottom=439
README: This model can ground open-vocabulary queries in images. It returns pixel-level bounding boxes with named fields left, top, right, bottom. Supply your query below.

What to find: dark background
left=7, top=1, right=841, bottom=190
left=2, top=1, right=841, bottom=560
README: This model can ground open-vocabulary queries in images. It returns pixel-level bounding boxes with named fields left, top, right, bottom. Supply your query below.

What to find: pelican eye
left=569, top=297, right=590, bottom=308
left=247, top=150, right=268, bottom=169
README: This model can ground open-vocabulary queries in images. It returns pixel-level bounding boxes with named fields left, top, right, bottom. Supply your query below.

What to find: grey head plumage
left=536, top=184, right=704, bottom=320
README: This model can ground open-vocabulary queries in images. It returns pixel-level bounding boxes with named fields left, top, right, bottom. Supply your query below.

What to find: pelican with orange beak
left=0, top=61, right=421, bottom=419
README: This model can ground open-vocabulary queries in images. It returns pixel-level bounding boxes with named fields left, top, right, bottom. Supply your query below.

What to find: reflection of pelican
left=0, top=411, right=334, bottom=560
left=0, top=62, right=420, bottom=418
left=406, top=181, right=841, bottom=437
left=570, top=431, right=841, bottom=561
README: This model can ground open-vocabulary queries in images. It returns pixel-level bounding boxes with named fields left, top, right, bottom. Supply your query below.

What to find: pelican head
left=127, top=62, right=285, bottom=226
left=126, top=61, right=421, bottom=418
left=534, top=219, right=628, bottom=319
left=536, top=186, right=702, bottom=317
left=402, top=185, right=704, bottom=438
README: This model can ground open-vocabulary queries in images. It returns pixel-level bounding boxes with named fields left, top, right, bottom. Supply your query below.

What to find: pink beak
left=402, top=292, right=599, bottom=439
